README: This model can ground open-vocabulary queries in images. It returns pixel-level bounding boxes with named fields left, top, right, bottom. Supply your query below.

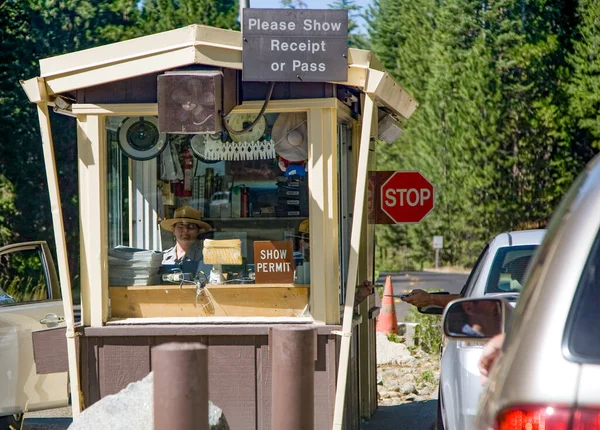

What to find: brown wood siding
left=99, top=337, right=151, bottom=397
left=337, top=325, right=361, bottom=430
left=348, top=325, right=360, bottom=430
left=314, top=334, right=337, bottom=429
left=208, top=336, right=257, bottom=430
left=241, top=81, right=335, bottom=101
left=79, top=326, right=361, bottom=430
left=80, top=336, right=102, bottom=407
left=358, top=295, right=379, bottom=418
left=368, top=307, right=378, bottom=415
left=75, top=73, right=160, bottom=104
left=256, top=337, right=272, bottom=430
left=32, top=327, right=68, bottom=374
left=74, top=71, right=336, bottom=105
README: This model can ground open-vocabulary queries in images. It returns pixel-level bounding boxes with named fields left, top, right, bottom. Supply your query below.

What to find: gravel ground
left=375, top=331, right=440, bottom=406
left=377, top=350, right=440, bottom=406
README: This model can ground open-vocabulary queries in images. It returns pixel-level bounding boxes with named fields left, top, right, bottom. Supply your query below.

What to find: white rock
left=376, top=333, right=414, bottom=365
left=68, top=372, right=228, bottom=430
left=400, top=382, right=418, bottom=395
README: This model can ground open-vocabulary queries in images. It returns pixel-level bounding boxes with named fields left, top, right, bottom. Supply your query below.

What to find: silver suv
left=438, top=230, right=544, bottom=430
left=444, top=153, right=600, bottom=430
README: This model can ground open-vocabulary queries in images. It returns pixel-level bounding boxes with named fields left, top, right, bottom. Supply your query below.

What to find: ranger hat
left=160, top=206, right=212, bottom=233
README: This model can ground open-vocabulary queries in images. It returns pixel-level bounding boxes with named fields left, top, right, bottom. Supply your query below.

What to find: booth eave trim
left=26, top=24, right=398, bottom=93
left=20, top=77, right=49, bottom=103
left=365, top=68, right=419, bottom=120
left=37, top=27, right=380, bottom=83
left=38, top=25, right=239, bottom=78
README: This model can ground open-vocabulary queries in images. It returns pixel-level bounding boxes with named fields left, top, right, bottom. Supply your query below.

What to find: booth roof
left=20, top=24, right=418, bottom=119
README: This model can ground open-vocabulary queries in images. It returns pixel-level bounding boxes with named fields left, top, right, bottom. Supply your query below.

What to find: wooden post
left=36, top=103, right=83, bottom=416
left=153, top=342, right=209, bottom=430
left=332, top=95, right=375, bottom=430
left=271, top=327, right=315, bottom=430
left=77, top=115, right=108, bottom=326
left=308, top=107, right=340, bottom=324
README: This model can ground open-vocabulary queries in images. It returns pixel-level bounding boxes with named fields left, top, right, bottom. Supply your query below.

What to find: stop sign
left=380, top=171, right=434, bottom=223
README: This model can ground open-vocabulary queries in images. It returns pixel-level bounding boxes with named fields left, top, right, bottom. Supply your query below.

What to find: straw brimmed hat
left=160, top=206, right=212, bottom=232
left=272, top=113, right=308, bottom=162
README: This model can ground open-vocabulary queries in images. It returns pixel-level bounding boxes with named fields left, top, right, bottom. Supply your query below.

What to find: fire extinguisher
left=241, top=186, right=249, bottom=217
left=181, top=148, right=193, bottom=197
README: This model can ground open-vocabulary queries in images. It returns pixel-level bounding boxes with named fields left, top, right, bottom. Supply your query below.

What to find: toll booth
left=21, top=21, right=417, bottom=430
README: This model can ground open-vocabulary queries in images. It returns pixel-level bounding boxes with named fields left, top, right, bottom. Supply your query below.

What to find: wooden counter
left=108, top=283, right=310, bottom=318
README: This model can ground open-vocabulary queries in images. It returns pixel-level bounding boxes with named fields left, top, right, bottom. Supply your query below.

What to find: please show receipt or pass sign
left=242, top=9, right=348, bottom=82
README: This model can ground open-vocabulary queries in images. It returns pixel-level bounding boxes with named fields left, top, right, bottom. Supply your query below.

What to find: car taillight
left=572, top=409, right=600, bottom=430
left=496, top=406, right=600, bottom=430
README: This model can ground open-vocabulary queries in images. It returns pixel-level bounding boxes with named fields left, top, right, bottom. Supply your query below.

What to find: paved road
left=362, top=400, right=438, bottom=430
left=376, top=270, right=469, bottom=322
left=23, top=407, right=72, bottom=430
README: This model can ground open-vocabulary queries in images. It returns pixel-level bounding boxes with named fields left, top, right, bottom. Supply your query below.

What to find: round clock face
left=189, top=134, right=221, bottom=163
left=226, top=113, right=267, bottom=142
left=117, top=116, right=168, bottom=161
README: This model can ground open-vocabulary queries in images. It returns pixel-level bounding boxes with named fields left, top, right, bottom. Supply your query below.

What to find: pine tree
left=0, top=1, right=51, bottom=244
left=368, top=0, right=440, bottom=267
left=328, top=0, right=369, bottom=49
left=568, top=0, right=600, bottom=149
left=371, top=0, right=503, bottom=267
left=280, top=0, right=308, bottom=8
left=139, top=0, right=239, bottom=34
left=484, top=0, right=581, bottom=230
left=367, top=0, right=437, bottom=96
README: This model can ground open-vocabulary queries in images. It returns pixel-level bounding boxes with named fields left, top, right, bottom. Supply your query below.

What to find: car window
left=564, top=230, right=600, bottom=362
left=0, top=285, right=16, bottom=305
left=461, top=244, right=490, bottom=297
left=0, top=248, right=50, bottom=303
left=485, top=245, right=538, bottom=294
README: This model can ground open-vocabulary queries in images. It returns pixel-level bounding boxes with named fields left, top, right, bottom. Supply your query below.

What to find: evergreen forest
left=0, top=0, right=598, bottom=282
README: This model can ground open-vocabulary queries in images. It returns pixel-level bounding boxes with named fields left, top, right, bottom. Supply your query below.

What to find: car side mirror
left=442, top=297, right=513, bottom=339
left=417, top=305, right=444, bottom=315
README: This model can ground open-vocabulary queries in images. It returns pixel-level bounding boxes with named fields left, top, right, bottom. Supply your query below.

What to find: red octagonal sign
left=380, top=171, right=435, bottom=223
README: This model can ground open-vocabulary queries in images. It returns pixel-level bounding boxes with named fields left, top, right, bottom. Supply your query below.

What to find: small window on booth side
left=106, top=112, right=310, bottom=288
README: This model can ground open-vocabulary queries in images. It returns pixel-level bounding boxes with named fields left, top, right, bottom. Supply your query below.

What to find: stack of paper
left=203, top=239, right=242, bottom=265
left=108, top=246, right=163, bottom=286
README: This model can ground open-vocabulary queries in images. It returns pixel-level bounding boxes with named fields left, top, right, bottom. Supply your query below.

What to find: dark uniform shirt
left=162, top=241, right=211, bottom=278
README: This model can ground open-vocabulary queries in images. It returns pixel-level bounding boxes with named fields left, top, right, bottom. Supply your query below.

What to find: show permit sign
left=242, top=9, right=348, bottom=82
left=254, top=240, right=295, bottom=283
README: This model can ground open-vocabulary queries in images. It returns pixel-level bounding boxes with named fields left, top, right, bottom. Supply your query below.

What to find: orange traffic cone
left=376, top=275, right=398, bottom=334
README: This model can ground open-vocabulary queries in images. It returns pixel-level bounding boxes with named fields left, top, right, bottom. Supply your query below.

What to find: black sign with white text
left=242, top=9, right=348, bottom=82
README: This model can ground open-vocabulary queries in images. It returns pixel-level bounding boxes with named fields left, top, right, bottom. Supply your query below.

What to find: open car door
left=0, top=241, right=69, bottom=416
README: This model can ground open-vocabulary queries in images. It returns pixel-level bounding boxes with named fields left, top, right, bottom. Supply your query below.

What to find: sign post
left=379, top=171, right=435, bottom=224
left=433, top=236, right=443, bottom=269
left=242, top=9, right=348, bottom=82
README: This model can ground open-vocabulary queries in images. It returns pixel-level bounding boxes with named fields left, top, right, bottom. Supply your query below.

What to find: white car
left=0, top=241, right=69, bottom=429
left=435, top=229, right=546, bottom=430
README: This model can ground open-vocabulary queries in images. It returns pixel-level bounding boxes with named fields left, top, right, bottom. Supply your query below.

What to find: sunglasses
left=174, top=223, right=200, bottom=230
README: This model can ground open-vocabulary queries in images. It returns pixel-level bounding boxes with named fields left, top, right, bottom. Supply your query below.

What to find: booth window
left=105, top=113, right=310, bottom=291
